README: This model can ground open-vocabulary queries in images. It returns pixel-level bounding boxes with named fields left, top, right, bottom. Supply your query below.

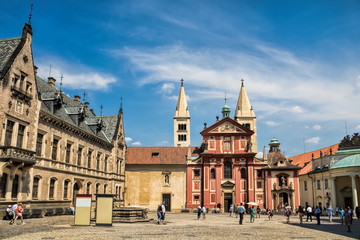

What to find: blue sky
left=1, top=0, right=360, bottom=157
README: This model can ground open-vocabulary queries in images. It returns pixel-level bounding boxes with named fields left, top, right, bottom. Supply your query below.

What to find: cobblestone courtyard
left=1, top=213, right=359, bottom=240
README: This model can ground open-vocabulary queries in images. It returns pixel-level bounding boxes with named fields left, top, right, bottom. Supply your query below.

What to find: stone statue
left=245, top=140, right=252, bottom=152
left=281, top=176, right=286, bottom=186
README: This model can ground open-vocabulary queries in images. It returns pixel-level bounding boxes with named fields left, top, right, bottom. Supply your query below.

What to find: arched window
left=164, top=174, right=170, bottom=184
left=86, top=182, right=91, bottom=194
left=11, top=175, right=19, bottom=199
left=224, top=161, right=232, bottom=179
left=104, top=184, right=107, bottom=194
left=96, top=183, right=100, bottom=195
left=241, top=168, right=246, bottom=179
left=49, top=178, right=56, bottom=199
left=211, top=169, right=216, bottom=179
left=63, top=180, right=70, bottom=199
left=0, top=173, right=8, bottom=198
left=32, top=176, right=40, bottom=199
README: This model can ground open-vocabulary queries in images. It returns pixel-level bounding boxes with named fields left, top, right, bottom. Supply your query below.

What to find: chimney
left=48, top=77, right=56, bottom=87
left=74, top=95, right=81, bottom=102
left=83, top=102, right=89, bottom=109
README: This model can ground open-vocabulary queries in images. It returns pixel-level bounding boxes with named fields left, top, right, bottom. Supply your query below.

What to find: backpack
left=157, top=205, right=162, bottom=212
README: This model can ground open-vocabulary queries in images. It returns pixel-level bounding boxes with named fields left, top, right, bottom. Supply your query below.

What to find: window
left=211, top=169, right=216, bottom=179
left=87, top=150, right=93, bottom=168
left=96, top=184, right=100, bottom=195
left=241, top=168, right=246, bottom=179
left=104, top=156, right=108, bottom=172
left=20, top=74, right=25, bottom=90
left=304, top=181, right=308, bottom=191
left=257, top=170, right=262, bottom=178
left=65, top=143, right=72, bottom=164
left=11, top=175, right=19, bottom=199
left=52, top=138, right=59, bottom=160
left=0, top=173, right=8, bottom=198
left=36, top=133, right=43, bottom=156
left=104, top=185, right=107, bottom=194
left=194, top=195, right=200, bottom=200
left=324, top=179, right=329, bottom=189
left=257, top=181, right=262, bottom=189
left=77, top=147, right=83, bottom=166
left=178, top=134, right=187, bottom=141
left=317, top=180, right=321, bottom=190
left=116, top=159, right=120, bottom=174
left=178, top=124, right=187, bottom=131
left=116, top=186, right=119, bottom=199
left=5, top=120, right=14, bottom=146
left=49, top=178, right=56, bottom=199
left=63, top=180, right=69, bottom=199
left=86, top=182, right=91, bottom=194
left=244, top=123, right=250, bottom=129
left=194, top=169, right=200, bottom=177
left=224, top=161, right=232, bottom=179
left=164, top=174, right=170, bottom=184
left=96, top=153, right=101, bottom=170
left=32, top=177, right=40, bottom=199
left=224, top=141, right=231, bottom=151
left=16, top=124, right=25, bottom=148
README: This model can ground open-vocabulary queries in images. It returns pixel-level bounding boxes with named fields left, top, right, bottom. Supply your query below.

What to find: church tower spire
left=174, top=79, right=190, bottom=147
left=234, top=79, right=258, bottom=152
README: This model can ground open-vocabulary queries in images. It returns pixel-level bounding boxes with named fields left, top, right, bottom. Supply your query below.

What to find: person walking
left=339, top=208, right=345, bottom=225
left=13, top=202, right=24, bottom=225
left=6, top=205, right=14, bottom=224
left=161, top=201, right=166, bottom=224
left=256, top=206, right=261, bottom=218
left=229, top=204, right=234, bottom=217
left=298, top=206, right=304, bottom=224
left=250, top=206, right=255, bottom=223
left=314, top=206, right=322, bottom=225
left=156, top=204, right=162, bottom=224
left=344, top=208, right=352, bottom=232
left=238, top=203, right=245, bottom=225
left=327, top=205, right=334, bottom=223
left=268, top=209, right=274, bottom=220
left=201, top=206, right=206, bottom=220
left=285, top=208, right=291, bottom=223
left=306, top=206, right=312, bottom=222
left=197, top=205, right=202, bottom=220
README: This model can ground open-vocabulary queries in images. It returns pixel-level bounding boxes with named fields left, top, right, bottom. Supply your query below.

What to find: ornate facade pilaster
left=330, top=177, right=337, bottom=207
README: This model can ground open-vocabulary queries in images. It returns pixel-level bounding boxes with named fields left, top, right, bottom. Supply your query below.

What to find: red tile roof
left=288, top=144, right=339, bottom=175
left=126, top=147, right=195, bottom=164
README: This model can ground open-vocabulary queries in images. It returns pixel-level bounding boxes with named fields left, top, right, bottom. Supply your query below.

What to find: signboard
left=74, top=194, right=92, bottom=226
left=95, top=194, right=115, bottom=226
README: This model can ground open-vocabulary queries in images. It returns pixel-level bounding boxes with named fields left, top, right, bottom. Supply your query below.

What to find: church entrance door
left=162, top=193, right=171, bottom=212
left=279, top=192, right=289, bottom=207
left=224, top=193, right=233, bottom=212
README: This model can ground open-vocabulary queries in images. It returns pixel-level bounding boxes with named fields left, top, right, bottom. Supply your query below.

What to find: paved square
left=1, top=213, right=359, bottom=239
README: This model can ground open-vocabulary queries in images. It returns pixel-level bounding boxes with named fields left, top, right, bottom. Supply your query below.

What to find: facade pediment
left=201, top=117, right=254, bottom=135
left=209, top=122, right=246, bottom=133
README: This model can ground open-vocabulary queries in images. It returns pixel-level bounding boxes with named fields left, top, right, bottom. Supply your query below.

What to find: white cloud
left=125, top=137, right=133, bottom=142
left=156, top=140, right=169, bottom=146
left=159, top=83, right=175, bottom=94
left=132, top=141, right=142, bottom=146
left=36, top=57, right=117, bottom=90
left=304, top=125, right=309, bottom=129
left=291, top=106, right=305, bottom=113
left=264, top=121, right=280, bottom=126
left=356, top=125, right=360, bottom=130
left=313, top=124, right=322, bottom=130
left=305, top=137, right=320, bottom=144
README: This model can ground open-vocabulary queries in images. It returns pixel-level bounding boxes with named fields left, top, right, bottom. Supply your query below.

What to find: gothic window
left=65, top=143, right=72, bottom=164
left=304, top=181, right=308, bottom=191
left=224, top=161, right=232, bottom=179
left=178, top=124, right=187, bottom=131
left=178, top=134, right=187, bottom=142
left=87, top=150, right=93, bottom=168
left=116, top=159, right=120, bottom=174
left=32, top=176, right=40, bottom=199
left=11, top=175, right=19, bottom=199
left=96, top=183, right=100, bottom=195
left=104, top=184, right=107, bottom=194
left=77, top=147, right=83, bottom=166
left=52, top=138, right=59, bottom=160
left=63, top=180, right=70, bottom=199
left=241, top=168, right=246, bottom=179
left=115, top=186, right=119, bottom=199
left=86, top=182, right=91, bottom=194
left=211, top=169, right=216, bottom=179
left=96, top=153, right=101, bottom=170
left=317, top=180, right=321, bottom=190
left=324, top=179, right=329, bottom=189
left=0, top=173, right=8, bottom=198
left=36, top=133, right=43, bottom=156
left=5, top=120, right=14, bottom=146
left=49, top=178, right=56, bottom=199
left=104, top=156, right=108, bottom=172
left=16, top=124, right=25, bottom=148
left=224, top=141, right=231, bottom=151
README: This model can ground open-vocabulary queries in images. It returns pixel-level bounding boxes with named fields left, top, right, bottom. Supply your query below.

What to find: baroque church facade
left=0, top=23, right=126, bottom=211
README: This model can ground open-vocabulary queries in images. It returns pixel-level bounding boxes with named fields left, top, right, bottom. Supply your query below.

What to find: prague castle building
left=0, top=23, right=126, bottom=211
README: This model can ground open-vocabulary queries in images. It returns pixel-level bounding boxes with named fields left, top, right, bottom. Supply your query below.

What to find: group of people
left=229, top=203, right=274, bottom=224
left=5, top=202, right=24, bottom=225
left=156, top=201, right=166, bottom=224
left=196, top=205, right=207, bottom=220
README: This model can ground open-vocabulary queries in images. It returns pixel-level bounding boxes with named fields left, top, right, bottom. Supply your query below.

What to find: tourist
left=256, top=206, right=261, bottom=218
left=157, top=205, right=162, bottom=224
left=229, top=204, right=234, bottom=217
left=327, top=205, right=333, bottom=223
left=344, top=208, right=352, bottom=232
left=298, top=206, right=304, bottom=224
left=268, top=209, right=274, bottom=220
left=306, top=205, right=312, bottom=222
left=355, top=206, right=360, bottom=220
left=238, top=203, right=245, bottom=225
left=250, top=206, right=255, bottom=223
left=70, top=203, right=75, bottom=215
left=161, top=201, right=166, bottom=224
left=197, top=205, right=202, bottom=220
left=314, top=206, right=321, bottom=225
left=5, top=205, right=13, bottom=223
left=13, top=202, right=24, bottom=225
left=10, top=203, right=18, bottom=225
left=201, top=206, right=206, bottom=220
left=348, top=207, right=353, bottom=224
left=339, top=207, right=345, bottom=225
left=284, top=208, right=291, bottom=223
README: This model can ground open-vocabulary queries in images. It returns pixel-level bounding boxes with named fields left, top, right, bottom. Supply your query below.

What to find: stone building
left=0, top=23, right=126, bottom=211
left=291, top=134, right=360, bottom=209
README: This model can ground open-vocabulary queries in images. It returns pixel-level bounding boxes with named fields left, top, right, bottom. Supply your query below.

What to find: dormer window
left=152, top=152, right=159, bottom=157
